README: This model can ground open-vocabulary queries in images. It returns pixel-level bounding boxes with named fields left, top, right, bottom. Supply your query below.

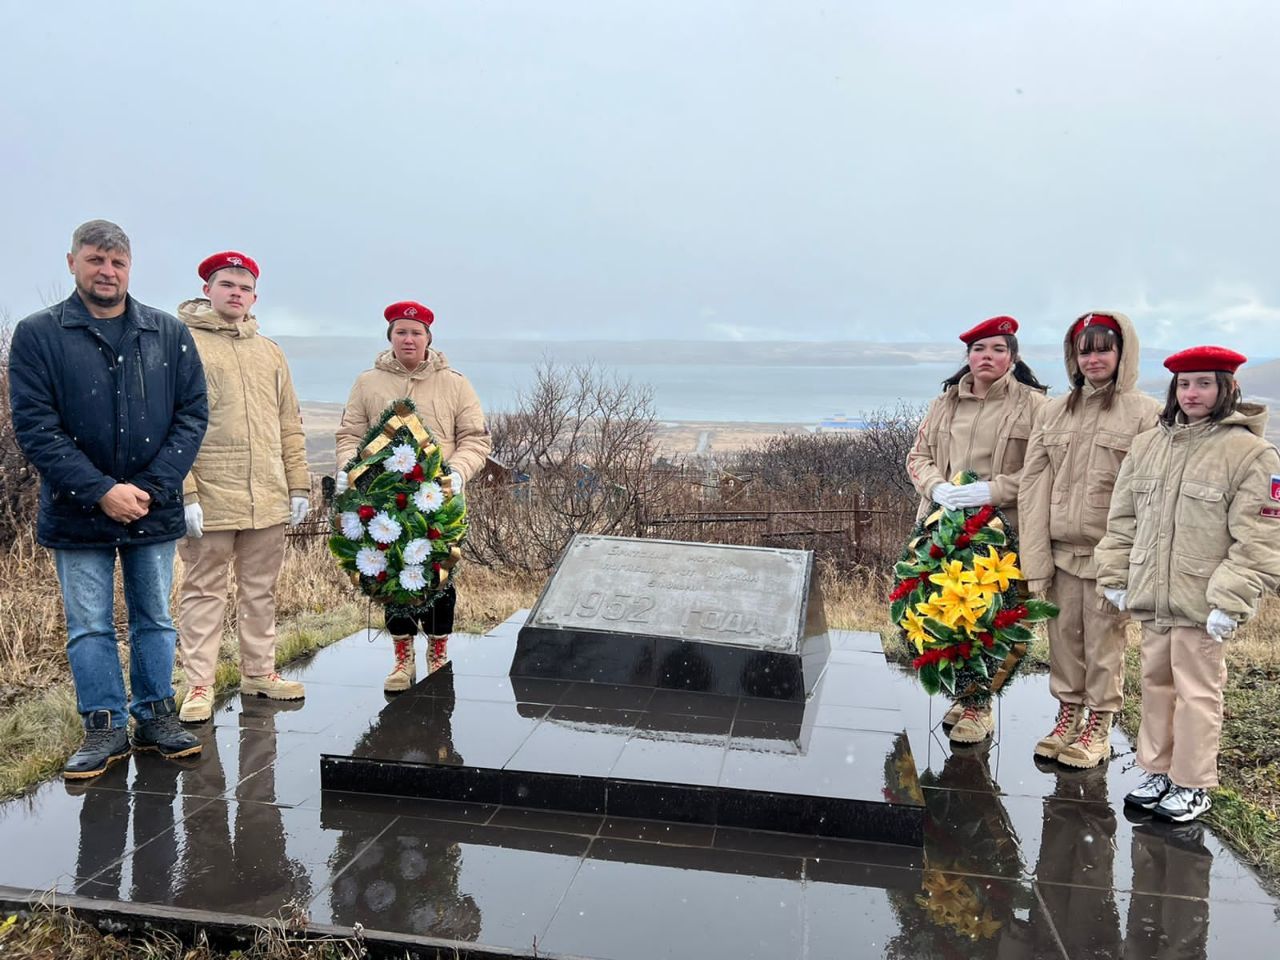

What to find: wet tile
left=315, top=815, right=586, bottom=950
left=634, top=711, right=733, bottom=739
left=806, top=871, right=1065, bottom=960
left=216, top=680, right=388, bottom=739
left=503, top=706, right=641, bottom=777
left=810, top=703, right=905, bottom=734
left=541, top=840, right=804, bottom=959
left=1045, top=888, right=1280, bottom=959
left=501, top=770, right=607, bottom=814
left=507, top=676, right=577, bottom=707
left=712, top=824, right=922, bottom=871
left=486, top=806, right=603, bottom=836
left=558, top=681, right=655, bottom=711
left=829, top=629, right=886, bottom=654
left=610, top=732, right=726, bottom=787
left=76, top=798, right=385, bottom=918
left=810, top=663, right=902, bottom=710
left=600, top=816, right=717, bottom=847
left=645, top=688, right=740, bottom=719
left=312, top=790, right=498, bottom=829
left=0, top=776, right=214, bottom=894
left=734, top=696, right=806, bottom=724
left=720, top=726, right=903, bottom=800
left=322, top=755, right=504, bottom=805
left=353, top=696, right=547, bottom=770
left=727, top=717, right=804, bottom=750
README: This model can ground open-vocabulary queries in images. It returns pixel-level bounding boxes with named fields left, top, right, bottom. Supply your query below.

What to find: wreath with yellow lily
left=890, top=472, right=1058, bottom=704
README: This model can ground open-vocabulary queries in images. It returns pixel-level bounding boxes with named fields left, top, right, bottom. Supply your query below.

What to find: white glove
left=1103, top=588, right=1127, bottom=612
left=289, top=496, right=310, bottom=527
left=334, top=470, right=349, bottom=495
left=947, top=481, right=992, bottom=509
left=931, top=482, right=964, bottom=510
left=184, top=503, right=204, bottom=539
left=448, top=470, right=464, bottom=496
left=1206, top=608, right=1236, bottom=642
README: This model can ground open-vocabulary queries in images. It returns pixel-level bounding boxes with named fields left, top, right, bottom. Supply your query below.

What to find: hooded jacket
left=1018, top=312, right=1162, bottom=587
left=9, top=292, right=207, bottom=548
left=1094, top=403, right=1280, bottom=628
left=906, top=367, right=1048, bottom=529
left=335, top=349, right=490, bottom=479
left=178, top=299, right=309, bottom=530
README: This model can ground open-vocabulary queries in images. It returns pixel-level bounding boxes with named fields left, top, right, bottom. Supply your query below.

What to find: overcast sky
left=2, top=1, right=1276, bottom=353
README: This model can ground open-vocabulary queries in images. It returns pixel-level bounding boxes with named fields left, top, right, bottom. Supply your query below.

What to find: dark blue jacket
left=8, top=293, right=208, bottom=548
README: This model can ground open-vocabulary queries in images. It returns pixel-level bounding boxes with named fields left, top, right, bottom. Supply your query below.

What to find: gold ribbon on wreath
left=347, top=401, right=437, bottom=486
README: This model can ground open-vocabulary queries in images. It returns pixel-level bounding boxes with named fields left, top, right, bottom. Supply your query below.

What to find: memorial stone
left=510, top=535, right=831, bottom=700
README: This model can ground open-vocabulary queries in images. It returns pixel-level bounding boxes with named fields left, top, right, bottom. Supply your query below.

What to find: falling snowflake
left=413, top=481, right=444, bottom=512
left=355, top=547, right=387, bottom=577
left=383, top=443, right=418, bottom=474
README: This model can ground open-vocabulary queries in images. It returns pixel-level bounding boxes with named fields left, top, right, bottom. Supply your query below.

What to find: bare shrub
left=465, top=360, right=667, bottom=572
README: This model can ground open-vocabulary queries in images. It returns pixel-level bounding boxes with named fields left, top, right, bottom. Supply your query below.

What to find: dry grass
left=0, top=529, right=542, bottom=801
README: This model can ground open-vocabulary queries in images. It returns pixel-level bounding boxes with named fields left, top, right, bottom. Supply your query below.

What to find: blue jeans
left=54, top=541, right=179, bottom=728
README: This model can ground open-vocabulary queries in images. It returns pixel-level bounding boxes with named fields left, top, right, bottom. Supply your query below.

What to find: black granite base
left=320, top=613, right=924, bottom=846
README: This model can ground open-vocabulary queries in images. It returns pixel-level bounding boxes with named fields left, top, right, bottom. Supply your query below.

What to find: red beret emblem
left=383, top=300, right=434, bottom=326
left=198, top=250, right=259, bottom=281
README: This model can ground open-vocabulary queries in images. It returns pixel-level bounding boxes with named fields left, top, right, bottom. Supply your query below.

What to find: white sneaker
left=1153, top=785, right=1212, bottom=823
left=1123, top=771, right=1171, bottom=810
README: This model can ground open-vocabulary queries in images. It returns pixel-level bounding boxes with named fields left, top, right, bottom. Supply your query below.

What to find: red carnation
left=376, top=542, right=389, bottom=551
left=395, top=493, right=408, bottom=509
left=929, top=543, right=944, bottom=559
left=428, top=527, right=442, bottom=540
left=357, top=505, right=375, bottom=522
left=958, top=643, right=972, bottom=660
left=955, top=532, right=971, bottom=549
left=890, top=577, right=919, bottom=602
left=376, top=571, right=387, bottom=582
left=979, top=631, right=994, bottom=648
left=432, top=561, right=442, bottom=573
left=993, top=605, right=1028, bottom=629
left=403, top=463, right=426, bottom=483
left=964, top=505, right=996, bottom=535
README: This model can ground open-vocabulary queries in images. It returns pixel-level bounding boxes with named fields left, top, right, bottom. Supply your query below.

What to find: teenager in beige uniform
left=906, top=315, right=1049, bottom=743
left=177, top=252, right=311, bottom=722
left=1096, top=345, right=1280, bottom=822
left=335, top=300, right=491, bottom=691
left=1018, top=312, right=1161, bottom=768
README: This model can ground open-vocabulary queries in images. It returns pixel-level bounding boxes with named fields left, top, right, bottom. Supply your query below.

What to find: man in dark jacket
left=8, top=219, right=209, bottom=778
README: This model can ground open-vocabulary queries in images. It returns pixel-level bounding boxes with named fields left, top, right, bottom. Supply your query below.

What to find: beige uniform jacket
left=906, top=368, right=1048, bottom=528
left=1018, top=312, right=1162, bottom=588
left=179, top=300, right=309, bottom=531
left=335, top=348, right=491, bottom=480
left=1094, top=403, right=1280, bottom=628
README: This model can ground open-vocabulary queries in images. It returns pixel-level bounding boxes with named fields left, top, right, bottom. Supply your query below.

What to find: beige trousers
left=1137, top=623, right=1227, bottom=788
left=178, top=525, right=287, bottom=687
left=1046, top=568, right=1128, bottom=713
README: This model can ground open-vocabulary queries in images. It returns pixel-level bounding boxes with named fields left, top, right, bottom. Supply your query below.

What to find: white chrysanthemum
left=398, top=564, right=427, bottom=590
left=384, top=443, right=418, bottom=473
left=403, top=538, right=430, bottom=565
left=339, top=512, right=364, bottom=541
left=413, top=481, right=444, bottom=512
left=355, top=547, right=387, bottom=577
left=367, top=511, right=402, bottom=545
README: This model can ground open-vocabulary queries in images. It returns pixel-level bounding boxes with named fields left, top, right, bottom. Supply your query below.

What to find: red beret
left=959, top=315, right=1018, bottom=345
left=198, top=251, right=259, bottom=281
left=384, top=300, right=434, bottom=327
left=1163, top=345, right=1248, bottom=375
left=1072, top=312, right=1122, bottom=338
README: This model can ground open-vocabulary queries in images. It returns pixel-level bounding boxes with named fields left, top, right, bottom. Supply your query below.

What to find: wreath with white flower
left=329, top=400, right=467, bottom=610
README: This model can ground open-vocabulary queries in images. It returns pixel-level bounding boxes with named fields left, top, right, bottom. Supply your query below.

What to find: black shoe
left=131, top=697, right=203, bottom=760
left=64, top=710, right=131, bottom=780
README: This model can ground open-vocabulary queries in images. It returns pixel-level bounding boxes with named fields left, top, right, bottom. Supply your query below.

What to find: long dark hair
left=940, top=334, right=1049, bottom=393
left=1065, top=325, right=1121, bottom=414
left=1160, top=371, right=1241, bottom=426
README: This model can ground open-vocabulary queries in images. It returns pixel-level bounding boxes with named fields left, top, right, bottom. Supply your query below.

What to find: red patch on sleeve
left=1261, top=505, right=1280, bottom=519
left=1271, top=475, right=1280, bottom=501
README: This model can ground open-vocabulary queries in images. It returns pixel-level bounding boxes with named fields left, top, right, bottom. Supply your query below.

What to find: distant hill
left=1240, top=358, right=1280, bottom=405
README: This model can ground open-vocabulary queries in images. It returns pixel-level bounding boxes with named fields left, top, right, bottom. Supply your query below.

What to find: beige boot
left=949, top=704, right=994, bottom=744
left=385, top=635, right=416, bottom=693
left=428, top=634, right=450, bottom=675
left=1057, top=710, right=1113, bottom=769
left=241, top=672, right=305, bottom=701
left=178, top=685, right=214, bottom=723
left=941, top=700, right=965, bottom=728
left=1033, top=701, right=1085, bottom=760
